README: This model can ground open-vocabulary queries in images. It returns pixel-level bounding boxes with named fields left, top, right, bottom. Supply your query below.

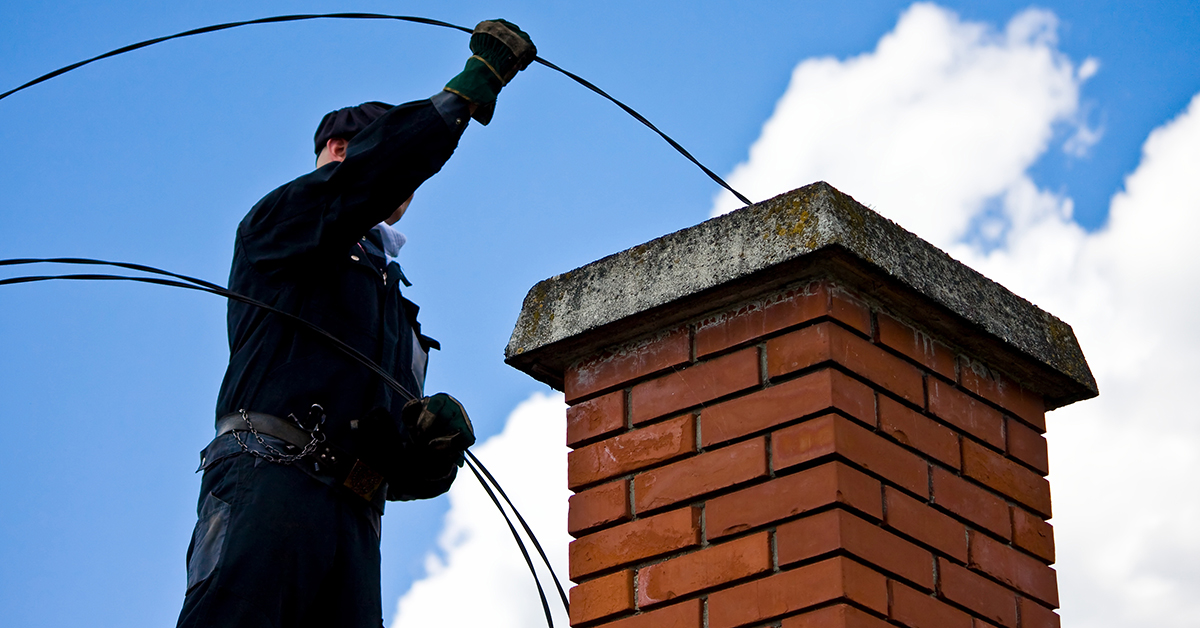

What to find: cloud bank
left=963, top=93, right=1200, bottom=627
left=713, top=3, right=1200, bottom=625
left=396, top=4, right=1200, bottom=626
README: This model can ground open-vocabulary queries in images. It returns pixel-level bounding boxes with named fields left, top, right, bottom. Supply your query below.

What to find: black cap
left=313, top=101, right=394, bottom=155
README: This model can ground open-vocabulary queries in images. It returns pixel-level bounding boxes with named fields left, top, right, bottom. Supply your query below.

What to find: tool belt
left=215, top=411, right=387, bottom=508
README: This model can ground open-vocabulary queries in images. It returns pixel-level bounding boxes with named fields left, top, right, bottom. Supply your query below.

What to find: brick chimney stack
left=505, top=183, right=1096, bottom=628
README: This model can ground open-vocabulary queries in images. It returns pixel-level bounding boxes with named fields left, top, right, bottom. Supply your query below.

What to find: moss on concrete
left=506, top=182, right=1097, bottom=408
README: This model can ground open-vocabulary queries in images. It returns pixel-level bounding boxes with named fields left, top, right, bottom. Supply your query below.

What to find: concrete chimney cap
left=506, top=182, right=1097, bottom=410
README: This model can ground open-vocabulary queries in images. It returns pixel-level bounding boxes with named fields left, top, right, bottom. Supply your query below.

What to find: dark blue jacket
left=215, top=95, right=469, bottom=463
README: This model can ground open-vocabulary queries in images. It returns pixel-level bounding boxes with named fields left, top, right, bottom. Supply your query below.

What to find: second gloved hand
left=402, top=392, right=475, bottom=465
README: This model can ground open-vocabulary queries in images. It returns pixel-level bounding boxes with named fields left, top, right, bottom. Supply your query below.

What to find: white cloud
left=395, top=4, right=1200, bottom=627
left=1062, top=115, right=1102, bottom=158
left=1062, top=59, right=1104, bottom=157
left=1077, top=56, right=1101, bottom=81
left=711, top=2, right=1087, bottom=252
left=390, top=392, right=571, bottom=628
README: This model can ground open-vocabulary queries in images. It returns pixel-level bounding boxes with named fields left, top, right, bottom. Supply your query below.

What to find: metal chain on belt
left=231, top=407, right=324, bottom=464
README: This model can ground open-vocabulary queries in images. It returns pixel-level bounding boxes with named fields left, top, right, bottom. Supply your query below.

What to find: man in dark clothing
left=177, top=20, right=535, bottom=628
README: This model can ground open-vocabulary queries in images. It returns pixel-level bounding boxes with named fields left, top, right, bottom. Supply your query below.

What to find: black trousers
left=177, top=435, right=383, bottom=628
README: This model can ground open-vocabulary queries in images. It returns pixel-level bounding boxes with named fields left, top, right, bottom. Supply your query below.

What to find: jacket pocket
left=185, top=491, right=231, bottom=591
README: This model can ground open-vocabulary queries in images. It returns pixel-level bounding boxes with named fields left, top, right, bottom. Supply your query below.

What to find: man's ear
left=327, top=137, right=349, bottom=162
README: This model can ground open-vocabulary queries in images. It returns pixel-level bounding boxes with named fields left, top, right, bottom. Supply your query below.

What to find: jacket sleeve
left=236, top=96, right=470, bottom=275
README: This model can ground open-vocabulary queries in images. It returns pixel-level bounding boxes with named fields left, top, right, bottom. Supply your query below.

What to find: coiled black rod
left=0, top=12, right=752, bottom=205
left=0, top=257, right=420, bottom=402
left=0, top=258, right=570, bottom=626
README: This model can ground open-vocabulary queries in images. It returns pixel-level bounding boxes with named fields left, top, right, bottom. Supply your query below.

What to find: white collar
left=371, top=222, right=407, bottom=262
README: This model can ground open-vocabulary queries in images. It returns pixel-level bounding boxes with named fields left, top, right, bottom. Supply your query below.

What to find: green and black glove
left=401, top=392, right=476, bottom=465
left=444, top=19, right=536, bottom=125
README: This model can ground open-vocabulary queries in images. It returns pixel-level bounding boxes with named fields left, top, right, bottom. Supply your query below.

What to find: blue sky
left=1, top=2, right=1198, bottom=627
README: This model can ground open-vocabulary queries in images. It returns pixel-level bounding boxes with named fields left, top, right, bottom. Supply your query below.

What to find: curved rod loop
left=0, top=13, right=751, bottom=205
left=0, top=262, right=420, bottom=402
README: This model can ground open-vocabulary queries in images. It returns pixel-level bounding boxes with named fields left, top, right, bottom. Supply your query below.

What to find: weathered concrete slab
left=506, top=182, right=1097, bottom=408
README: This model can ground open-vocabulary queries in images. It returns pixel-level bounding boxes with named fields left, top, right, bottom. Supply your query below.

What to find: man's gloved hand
left=444, top=19, right=536, bottom=125
left=401, top=392, right=476, bottom=466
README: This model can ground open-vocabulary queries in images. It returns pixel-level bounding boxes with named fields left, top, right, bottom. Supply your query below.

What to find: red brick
left=702, top=369, right=874, bottom=447
left=781, top=604, right=893, bottom=628
left=891, top=580, right=972, bottom=628
left=637, top=532, right=771, bottom=607
left=772, top=414, right=929, bottom=497
left=695, top=283, right=830, bottom=357
left=565, top=327, right=690, bottom=403
left=876, top=313, right=957, bottom=381
left=959, top=360, right=1045, bottom=430
left=968, top=532, right=1059, bottom=607
left=569, top=507, right=700, bottom=580
left=1006, top=419, right=1049, bottom=475
left=767, top=322, right=925, bottom=405
left=630, top=348, right=759, bottom=425
left=1012, top=507, right=1055, bottom=563
left=569, top=479, right=630, bottom=538
left=708, top=557, right=888, bottom=628
left=603, top=598, right=701, bottom=628
left=830, top=288, right=873, bottom=336
left=776, top=509, right=934, bottom=590
left=939, top=558, right=1018, bottom=628
left=567, top=390, right=625, bottom=447
left=568, top=415, right=695, bottom=489
left=927, top=379, right=1004, bottom=449
left=885, top=487, right=968, bottom=562
left=931, top=467, right=1011, bottom=539
left=962, top=440, right=1052, bottom=517
left=707, top=461, right=882, bottom=538
left=879, top=395, right=961, bottom=469
left=569, top=569, right=633, bottom=625
left=634, top=438, right=767, bottom=513
left=1019, top=597, right=1061, bottom=628
left=975, top=621, right=1001, bottom=628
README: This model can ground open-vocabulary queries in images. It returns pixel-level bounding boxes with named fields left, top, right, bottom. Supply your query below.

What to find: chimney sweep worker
left=177, top=20, right=536, bottom=628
